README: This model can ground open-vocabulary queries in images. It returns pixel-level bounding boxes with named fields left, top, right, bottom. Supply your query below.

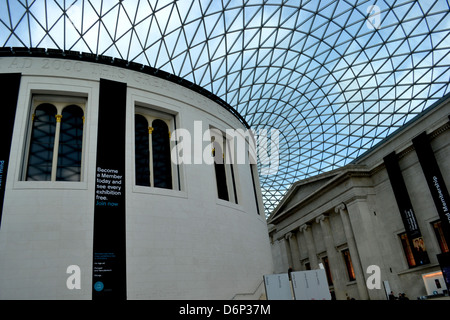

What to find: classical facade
left=0, top=51, right=273, bottom=300
left=268, top=94, right=450, bottom=300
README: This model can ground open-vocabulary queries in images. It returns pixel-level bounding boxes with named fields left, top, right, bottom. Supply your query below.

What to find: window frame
left=399, top=232, right=416, bottom=268
left=249, top=150, right=265, bottom=216
left=431, top=220, right=449, bottom=254
left=22, top=94, right=86, bottom=182
left=341, top=248, right=356, bottom=282
left=209, top=127, right=239, bottom=204
left=134, top=105, right=179, bottom=191
left=321, top=256, right=333, bottom=286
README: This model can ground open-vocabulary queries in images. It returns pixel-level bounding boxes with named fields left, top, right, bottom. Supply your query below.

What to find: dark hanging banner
left=384, top=152, right=430, bottom=266
left=92, top=79, right=127, bottom=300
left=0, top=73, right=21, bottom=228
left=412, top=131, right=450, bottom=247
left=437, top=252, right=450, bottom=293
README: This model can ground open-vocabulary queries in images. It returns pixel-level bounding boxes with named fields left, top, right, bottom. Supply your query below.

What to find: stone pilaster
left=336, top=203, right=369, bottom=300
left=299, top=224, right=319, bottom=269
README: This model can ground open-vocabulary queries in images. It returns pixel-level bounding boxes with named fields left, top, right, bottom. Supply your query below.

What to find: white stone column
left=336, top=203, right=369, bottom=300
left=299, top=224, right=319, bottom=269
left=270, top=239, right=285, bottom=274
left=286, top=232, right=301, bottom=270
left=281, top=236, right=293, bottom=271
left=316, top=214, right=346, bottom=300
left=346, top=197, right=386, bottom=300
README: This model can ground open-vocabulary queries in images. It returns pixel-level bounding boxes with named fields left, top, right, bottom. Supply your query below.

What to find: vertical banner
left=412, top=132, right=450, bottom=247
left=0, top=73, right=21, bottom=227
left=437, top=252, right=450, bottom=293
left=92, top=79, right=127, bottom=300
left=384, top=152, right=430, bottom=266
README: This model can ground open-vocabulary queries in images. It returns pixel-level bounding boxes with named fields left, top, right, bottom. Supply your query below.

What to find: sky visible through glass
left=1, top=0, right=449, bottom=217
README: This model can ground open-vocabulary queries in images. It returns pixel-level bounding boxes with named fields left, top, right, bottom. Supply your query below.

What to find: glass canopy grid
left=1, top=0, right=449, bottom=218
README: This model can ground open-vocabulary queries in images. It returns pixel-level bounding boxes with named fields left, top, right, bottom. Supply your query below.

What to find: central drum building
left=0, top=50, right=273, bottom=300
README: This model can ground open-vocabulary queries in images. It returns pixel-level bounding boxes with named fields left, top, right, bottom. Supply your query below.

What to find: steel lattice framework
left=1, top=0, right=450, bottom=217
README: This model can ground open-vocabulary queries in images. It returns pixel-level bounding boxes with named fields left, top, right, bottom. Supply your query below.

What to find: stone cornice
left=267, top=165, right=371, bottom=224
left=366, top=121, right=450, bottom=176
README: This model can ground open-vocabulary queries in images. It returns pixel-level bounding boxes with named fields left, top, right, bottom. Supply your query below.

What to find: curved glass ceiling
left=1, top=0, right=450, bottom=217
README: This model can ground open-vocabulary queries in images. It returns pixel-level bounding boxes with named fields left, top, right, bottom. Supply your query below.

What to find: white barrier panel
left=263, top=273, right=293, bottom=300
left=291, top=270, right=331, bottom=300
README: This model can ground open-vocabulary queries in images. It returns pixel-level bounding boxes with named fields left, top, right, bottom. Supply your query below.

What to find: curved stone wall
left=0, top=55, right=273, bottom=299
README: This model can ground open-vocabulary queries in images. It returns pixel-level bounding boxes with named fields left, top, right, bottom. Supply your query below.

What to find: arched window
left=56, top=105, right=84, bottom=181
left=26, top=104, right=57, bottom=181
left=211, top=130, right=239, bottom=203
left=152, top=119, right=172, bottom=189
left=135, top=114, right=151, bottom=186
left=24, top=96, right=86, bottom=182
left=134, top=109, right=176, bottom=190
left=212, top=138, right=229, bottom=201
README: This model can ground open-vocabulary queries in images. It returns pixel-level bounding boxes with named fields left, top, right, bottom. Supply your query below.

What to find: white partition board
left=263, top=273, right=293, bottom=300
left=291, top=270, right=331, bottom=300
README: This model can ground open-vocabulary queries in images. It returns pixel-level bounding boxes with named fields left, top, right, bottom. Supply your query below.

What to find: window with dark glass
left=432, top=220, right=449, bottom=253
left=400, top=232, right=416, bottom=268
left=322, top=257, right=333, bottom=285
left=25, top=98, right=85, bottom=182
left=229, top=162, right=238, bottom=204
left=250, top=163, right=260, bottom=215
left=134, top=111, right=174, bottom=190
left=211, top=132, right=238, bottom=203
left=26, top=104, right=57, bottom=181
left=135, top=114, right=151, bottom=187
left=56, top=105, right=84, bottom=181
left=212, top=138, right=229, bottom=201
left=152, top=119, right=172, bottom=189
left=342, top=249, right=356, bottom=281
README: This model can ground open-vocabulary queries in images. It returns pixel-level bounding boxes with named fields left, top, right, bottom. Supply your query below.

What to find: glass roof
left=1, top=0, right=450, bottom=218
